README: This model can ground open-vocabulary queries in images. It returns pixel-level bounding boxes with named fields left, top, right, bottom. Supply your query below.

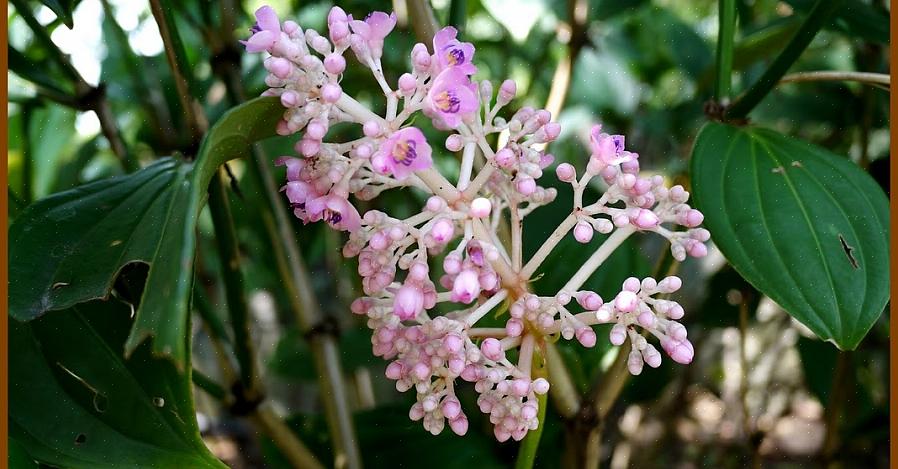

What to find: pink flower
left=243, top=6, right=281, bottom=53
left=349, top=11, right=397, bottom=60
left=394, top=283, right=425, bottom=320
left=589, top=125, right=633, bottom=166
left=433, top=27, right=477, bottom=75
left=426, top=68, right=478, bottom=128
left=306, top=194, right=362, bottom=231
left=372, top=127, right=434, bottom=180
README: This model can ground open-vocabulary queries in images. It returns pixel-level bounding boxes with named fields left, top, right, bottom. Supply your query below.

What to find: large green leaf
left=690, top=122, right=889, bottom=350
left=10, top=299, right=225, bottom=468
left=9, top=96, right=282, bottom=366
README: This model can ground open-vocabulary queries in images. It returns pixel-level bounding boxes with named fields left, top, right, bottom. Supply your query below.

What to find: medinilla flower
left=432, top=26, right=477, bottom=75
left=242, top=6, right=281, bottom=53
left=305, top=194, right=361, bottom=231
left=371, top=127, right=434, bottom=180
left=426, top=68, right=478, bottom=128
left=349, top=11, right=397, bottom=61
left=589, top=124, right=634, bottom=166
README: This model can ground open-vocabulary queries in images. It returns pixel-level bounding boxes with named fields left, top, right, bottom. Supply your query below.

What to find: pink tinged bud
left=394, top=284, right=424, bottom=320
left=525, top=295, right=540, bottom=311
left=613, top=214, right=630, bottom=227
left=451, top=270, right=481, bottom=303
left=448, top=358, right=465, bottom=375
left=667, top=303, right=685, bottom=320
left=350, top=298, right=371, bottom=315
left=409, top=403, right=425, bottom=420
left=299, top=139, right=319, bottom=157
left=623, top=277, right=641, bottom=292
left=323, top=54, right=346, bottom=75
left=505, top=319, right=524, bottom=337
left=495, top=148, right=516, bottom=168
left=668, top=321, right=688, bottom=341
left=576, top=291, right=603, bottom=310
left=556, top=163, right=576, bottom=182
left=499, top=79, right=516, bottom=103
left=443, top=333, right=463, bottom=354
left=306, top=121, right=327, bottom=140
left=620, top=158, right=640, bottom=174
left=628, top=350, right=644, bottom=375
left=658, top=276, right=682, bottom=293
left=412, top=362, right=431, bottom=380
left=268, top=58, right=292, bottom=79
left=280, top=91, right=300, bottom=108
left=539, top=153, right=555, bottom=169
left=544, top=122, right=562, bottom=141
left=328, top=6, right=348, bottom=24
left=443, top=253, right=462, bottom=275
left=442, top=398, right=462, bottom=420
left=449, top=416, right=469, bottom=435
left=632, top=209, right=659, bottom=230
left=276, top=119, right=291, bottom=135
left=363, top=120, right=381, bottom=137
left=637, top=311, right=655, bottom=328
left=329, top=21, right=350, bottom=43
left=573, top=221, right=594, bottom=244
left=283, top=20, right=299, bottom=35
left=510, top=379, right=529, bottom=397
left=532, top=378, right=550, bottom=394
left=409, top=262, right=429, bottom=281
left=610, top=324, right=627, bottom=346
left=398, top=73, right=417, bottom=93
left=632, top=177, right=652, bottom=195
left=479, top=272, right=498, bottom=291
left=615, top=291, right=639, bottom=313
left=643, top=345, right=662, bottom=368
left=470, top=198, right=492, bottom=218
left=430, top=218, right=455, bottom=244
left=411, top=43, right=432, bottom=70
left=385, top=361, right=403, bottom=379
left=494, top=428, right=511, bottom=442
left=521, top=404, right=538, bottom=421
left=426, top=196, right=446, bottom=212
left=445, top=134, right=464, bottom=152
left=688, top=242, right=708, bottom=258
left=515, top=176, right=536, bottom=196
left=576, top=328, right=597, bottom=348
left=321, top=83, right=342, bottom=103
left=480, top=338, right=503, bottom=361
left=663, top=338, right=694, bottom=364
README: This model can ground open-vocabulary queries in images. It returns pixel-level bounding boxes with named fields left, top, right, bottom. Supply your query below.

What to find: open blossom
left=246, top=5, right=709, bottom=442
left=243, top=6, right=282, bottom=53
left=372, top=127, right=434, bottom=180
left=589, top=124, right=633, bottom=166
left=426, top=68, right=478, bottom=128
left=306, top=194, right=361, bottom=231
left=349, top=11, right=396, bottom=61
left=433, top=26, right=477, bottom=75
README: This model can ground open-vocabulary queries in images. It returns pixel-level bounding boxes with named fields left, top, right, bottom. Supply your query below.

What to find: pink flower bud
left=576, top=328, right=597, bottom=347
left=429, top=218, right=454, bottom=244
left=662, top=338, right=694, bottom=364
left=470, top=198, right=491, bottom=218
left=531, top=378, right=550, bottom=394
left=543, top=122, right=561, bottom=141
left=385, top=361, right=403, bottom=379
left=411, top=43, right=431, bottom=70
left=615, top=291, right=639, bottom=312
left=555, top=163, right=576, bottom=182
left=505, top=319, right=524, bottom=337
left=319, top=82, right=341, bottom=103
left=412, top=362, right=431, bottom=380
left=323, top=54, right=346, bottom=74
left=280, top=90, right=300, bottom=107
left=515, top=176, right=536, bottom=196
left=499, top=79, right=516, bottom=103
left=449, top=416, right=469, bottom=435
left=643, top=345, right=662, bottom=368
left=398, top=73, right=417, bottom=93
left=628, top=350, right=644, bottom=375
left=573, top=221, right=594, bottom=243
left=299, top=138, right=320, bottom=157
left=576, top=291, right=603, bottom=310
left=632, top=209, right=659, bottom=230
left=637, top=311, right=655, bottom=328
left=443, top=333, right=463, bottom=353
left=688, top=242, right=708, bottom=258
left=306, top=121, right=327, bottom=140
left=451, top=270, right=481, bottom=303
left=445, top=134, right=464, bottom=152
left=443, top=253, right=462, bottom=275
left=610, top=324, right=627, bottom=346
left=394, top=283, right=424, bottom=320
left=521, top=403, right=537, bottom=420
left=480, top=338, right=503, bottom=361
left=268, top=57, right=292, bottom=79
left=658, top=276, right=682, bottom=293
left=495, top=148, right=516, bottom=168
left=623, top=277, right=641, bottom=292
left=362, top=121, right=381, bottom=138
left=442, top=398, right=462, bottom=419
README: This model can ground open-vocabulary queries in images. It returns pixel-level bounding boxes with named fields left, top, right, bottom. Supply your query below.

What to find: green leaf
left=690, top=122, right=889, bottom=350
left=9, top=96, right=283, bottom=367
left=10, top=299, right=225, bottom=468
left=785, top=0, right=889, bottom=44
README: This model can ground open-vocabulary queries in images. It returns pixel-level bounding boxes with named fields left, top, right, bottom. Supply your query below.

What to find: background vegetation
left=7, top=0, right=890, bottom=468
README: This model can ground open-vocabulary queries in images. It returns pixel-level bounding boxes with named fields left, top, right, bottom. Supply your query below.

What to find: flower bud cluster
left=245, top=5, right=709, bottom=441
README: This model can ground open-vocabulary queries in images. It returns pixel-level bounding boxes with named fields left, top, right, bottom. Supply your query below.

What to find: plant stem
left=544, top=342, right=580, bottom=419
left=515, top=347, right=549, bottom=469
left=715, top=0, right=737, bottom=101
left=522, top=213, right=578, bottom=279
left=544, top=0, right=588, bottom=119
left=207, top=170, right=260, bottom=398
left=725, top=0, right=843, bottom=119
left=251, top=406, right=326, bottom=469
left=405, top=0, right=439, bottom=43
left=149, top=0, right=205, bottom=146
left=822, top=350, right=852, bottom=463
left=779, top=71, right=890, bottom=88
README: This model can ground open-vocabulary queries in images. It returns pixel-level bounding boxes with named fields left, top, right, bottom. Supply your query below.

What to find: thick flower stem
left=521, top=213, right=579, bottom=278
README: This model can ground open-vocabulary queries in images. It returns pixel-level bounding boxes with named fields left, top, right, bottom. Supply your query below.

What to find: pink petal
left=255, top=6, right=281, bottom=33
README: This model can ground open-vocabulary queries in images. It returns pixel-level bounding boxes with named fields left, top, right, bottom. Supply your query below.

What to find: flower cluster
left=245, top=5, right=708, bottom=441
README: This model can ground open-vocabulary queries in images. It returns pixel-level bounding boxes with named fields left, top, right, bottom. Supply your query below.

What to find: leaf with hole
left=9, top=96, right=283, bottom=367
left=689, top=122, right=889, bottom=350
left=10, top=299, right=225, bottom=468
